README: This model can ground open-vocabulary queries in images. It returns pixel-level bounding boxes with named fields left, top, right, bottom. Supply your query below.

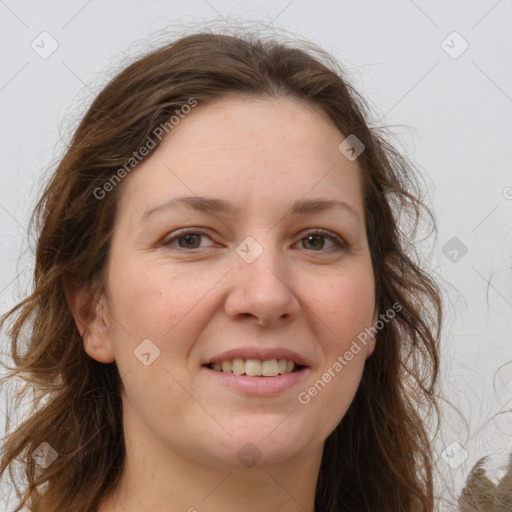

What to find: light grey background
left=1, top=1, right=511, bottom=509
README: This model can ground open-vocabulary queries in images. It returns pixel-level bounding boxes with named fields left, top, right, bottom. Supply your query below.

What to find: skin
left=67, top=95, right=377, bottom=512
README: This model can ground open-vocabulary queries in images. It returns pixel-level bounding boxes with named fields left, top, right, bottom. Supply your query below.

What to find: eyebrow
left=141, top=195, right=361, bottom=223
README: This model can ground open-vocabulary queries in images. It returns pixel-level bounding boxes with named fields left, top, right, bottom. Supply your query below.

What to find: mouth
left=202, top=357, right=310, bottom=396
left=203, top=358, right=306, bottom=377
left=201, top=347, right=311, bottom=394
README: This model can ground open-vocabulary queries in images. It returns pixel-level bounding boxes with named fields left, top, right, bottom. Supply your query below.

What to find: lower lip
left=202, top=366, right=310, bottom=395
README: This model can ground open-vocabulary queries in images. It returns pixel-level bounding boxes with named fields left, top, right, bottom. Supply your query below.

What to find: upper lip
left=203, top=347, right=310, bottom=368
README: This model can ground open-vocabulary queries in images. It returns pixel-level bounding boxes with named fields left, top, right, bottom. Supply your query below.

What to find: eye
left=161, top=230, right=214, bottom=250
left=160, top=228, right=347, bottom=252
left=296, top=229, right=346, bottom=252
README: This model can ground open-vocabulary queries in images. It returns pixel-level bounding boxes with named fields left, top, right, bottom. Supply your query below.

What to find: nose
left=223, top=237, right=301, bottom=327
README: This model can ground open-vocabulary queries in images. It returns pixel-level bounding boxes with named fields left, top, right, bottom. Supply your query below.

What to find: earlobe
left=64, top=279, right=116, bottom=364
left=365, top=308, right=378, bottom=358
left=366, top=334, right=377, bottom=358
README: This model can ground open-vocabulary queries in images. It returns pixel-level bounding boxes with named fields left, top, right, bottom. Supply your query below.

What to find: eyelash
left=160, top=228, right=347, bottom=253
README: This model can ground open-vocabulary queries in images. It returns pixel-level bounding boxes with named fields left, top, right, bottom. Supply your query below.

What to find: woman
left=1, top=30, right=442, bottom=511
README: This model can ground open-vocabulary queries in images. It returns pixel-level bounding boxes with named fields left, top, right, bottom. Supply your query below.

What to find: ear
left=365, top=306, right=378, bottom=359
left=64, top=279, right=116, bottom=363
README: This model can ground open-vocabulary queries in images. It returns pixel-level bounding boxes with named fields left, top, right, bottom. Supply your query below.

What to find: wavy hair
left=1, top=29, right=442, bottom=511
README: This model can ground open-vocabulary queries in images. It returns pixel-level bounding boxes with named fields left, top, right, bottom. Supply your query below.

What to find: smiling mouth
left=204, top=358, right=305, bottom=377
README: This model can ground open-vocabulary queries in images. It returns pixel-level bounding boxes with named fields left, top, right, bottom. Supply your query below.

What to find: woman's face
left=88, top=95, right=377, bottom=469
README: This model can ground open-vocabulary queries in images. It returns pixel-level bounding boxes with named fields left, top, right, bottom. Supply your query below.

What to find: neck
left=98, top=408, right=322, bottom=512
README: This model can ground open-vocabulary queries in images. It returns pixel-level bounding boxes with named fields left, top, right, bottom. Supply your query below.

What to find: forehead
left=115, top=95, right=365, bottom=225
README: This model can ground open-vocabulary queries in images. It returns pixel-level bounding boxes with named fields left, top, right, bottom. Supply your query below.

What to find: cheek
left=105, top=263, right=204, bottom=407
left=107, top=259, right=199, bottom=338
left=315, top=269, right=376, bottom=345
left=302, top=274, right=373, bottom=433
left=105, top=259, right=225, bottom=377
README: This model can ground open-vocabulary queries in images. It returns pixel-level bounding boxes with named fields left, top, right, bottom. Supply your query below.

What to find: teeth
left=261, top=359, right=278, bottom=376
left=245, top=359, right=261, bottom=376
left=277, top=359, right=287, bottom=374
left=221, top=360, right=232, bottom=373
left=232, top=358, right=245, bottom=375
left=209, top=358, right=299, bottom=376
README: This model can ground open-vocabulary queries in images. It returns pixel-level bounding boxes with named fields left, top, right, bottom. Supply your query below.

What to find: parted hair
left=1, top=29, right=442, bottom=511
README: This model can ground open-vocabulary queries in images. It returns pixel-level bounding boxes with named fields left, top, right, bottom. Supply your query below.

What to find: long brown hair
left=1, top=29, right=442, bottom=511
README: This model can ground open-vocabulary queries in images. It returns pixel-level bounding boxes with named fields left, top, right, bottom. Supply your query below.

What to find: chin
left=207, top=424, right=311, bottom=468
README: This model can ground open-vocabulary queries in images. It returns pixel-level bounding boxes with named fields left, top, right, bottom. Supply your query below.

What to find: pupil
left=306, top=235, right=322, bottom=249
left=180, top=234, right=199, bottom=248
